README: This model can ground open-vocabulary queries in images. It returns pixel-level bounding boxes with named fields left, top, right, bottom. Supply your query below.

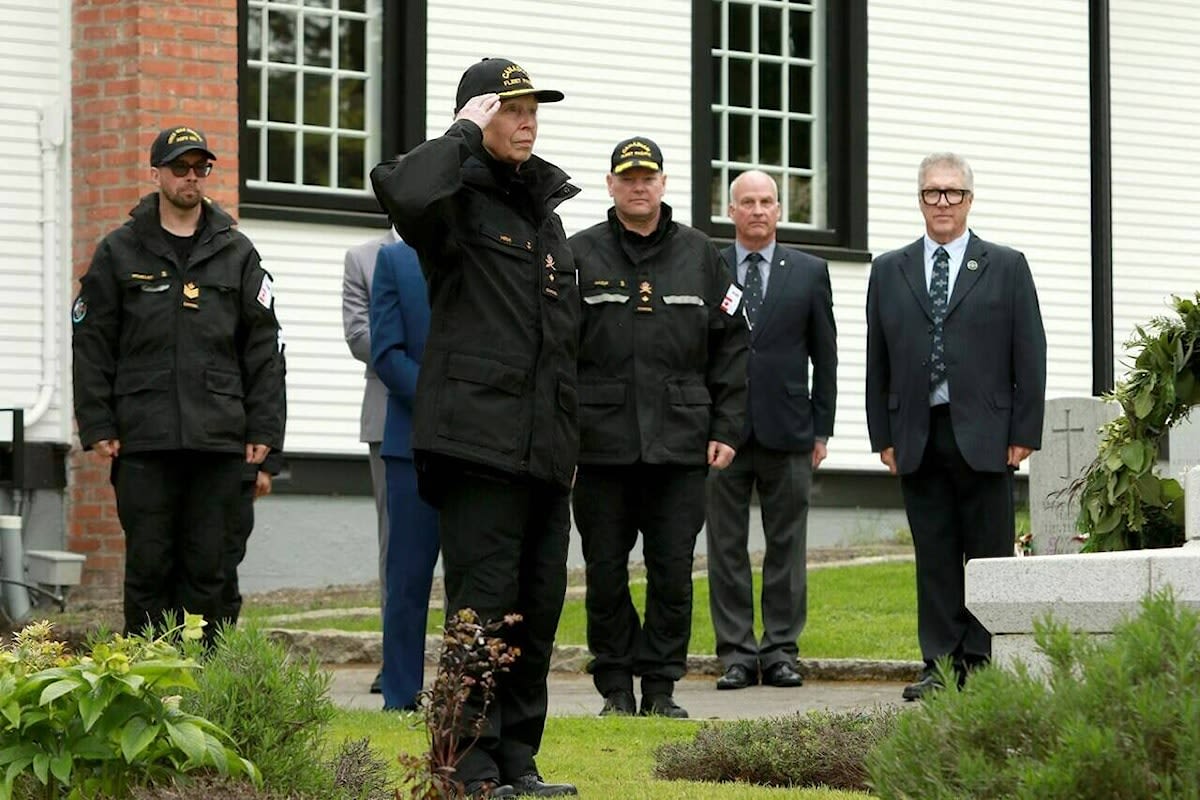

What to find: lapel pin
left=966, top=259, right=979, bottom=271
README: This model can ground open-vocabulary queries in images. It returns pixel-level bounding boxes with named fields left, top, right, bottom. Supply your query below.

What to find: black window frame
left=692, top=0, right=869, bottom=261
left=237, top=0, right=426, bottom=226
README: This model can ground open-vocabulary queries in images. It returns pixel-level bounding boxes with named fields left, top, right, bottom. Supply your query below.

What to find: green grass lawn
left=328, top=710, right=869, bottom=799
left=249, top=560, right=920, bottom=661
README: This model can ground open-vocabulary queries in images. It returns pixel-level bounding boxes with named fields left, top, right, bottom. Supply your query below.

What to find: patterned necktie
left=743, top=251, right=764, bottom=328
left=929, top=246, right=950, bottom=388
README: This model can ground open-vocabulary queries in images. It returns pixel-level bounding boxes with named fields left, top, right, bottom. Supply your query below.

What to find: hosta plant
left=0, top=616, right=260, bottom=799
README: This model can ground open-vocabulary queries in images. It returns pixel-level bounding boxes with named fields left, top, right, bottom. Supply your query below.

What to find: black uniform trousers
left=435, top=462, right=570, bottom=786
left=573, top=462, right=707, bottom=697
left=216, top=467, right=259, bottom=629
left=899, top=405, right=1013, bottom=668
left=705, top=438, right=812, bottom=673
left=111, top=450, right=242, bottom=639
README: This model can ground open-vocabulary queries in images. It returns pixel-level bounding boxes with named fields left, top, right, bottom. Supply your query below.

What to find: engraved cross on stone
left=1052, top=408, right=1086, bottom=480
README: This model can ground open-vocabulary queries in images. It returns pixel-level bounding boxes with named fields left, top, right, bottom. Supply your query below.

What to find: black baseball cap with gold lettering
left=149, top=126, right=216, bottom=166
left=454, top=58, right=565, bottom=114
left=611, top=137, right=663, bottom=174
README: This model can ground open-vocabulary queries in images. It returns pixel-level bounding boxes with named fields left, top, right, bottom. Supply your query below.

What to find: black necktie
left=743, top=251, right=764, bottom=327
left=929, top=246, right=949, bottom=388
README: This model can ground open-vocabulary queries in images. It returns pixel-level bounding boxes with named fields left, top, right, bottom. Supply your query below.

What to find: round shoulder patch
left=71, top=296, right=87, bottom=324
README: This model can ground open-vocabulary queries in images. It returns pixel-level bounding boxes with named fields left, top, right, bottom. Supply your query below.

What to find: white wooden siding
left=0, top=0, right=70, bottom=444
left=233, top=220, right=385, bottom=455
left=1109, top=1, right=1200, bottom=366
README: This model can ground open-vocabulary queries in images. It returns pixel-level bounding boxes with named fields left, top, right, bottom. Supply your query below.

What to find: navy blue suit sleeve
left=807, top=259, right=838, bottom=438
left=369, top=247, right=421, bottom=409
left=865, top=258, right=892, bottom=452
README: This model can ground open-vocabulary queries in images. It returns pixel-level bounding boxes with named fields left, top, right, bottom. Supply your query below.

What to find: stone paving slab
left=328, top=666, right=907, bottom=720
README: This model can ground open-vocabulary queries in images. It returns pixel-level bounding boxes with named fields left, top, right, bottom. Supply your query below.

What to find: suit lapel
left=899, top=239, right=933, bottom=321
left=945, top=233, right=987, bottom=319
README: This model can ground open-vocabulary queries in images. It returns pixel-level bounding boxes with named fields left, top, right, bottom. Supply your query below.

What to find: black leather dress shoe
left=640, top=693, right=689, bottom=718
left=599, top=689, right=637, bottom=716
left=508, top=773, right=578, bottom=797
left=369, top=669, right=383, bottom=694
left=464, top=779, right=516, bottom=798
left=716, top=664, right=758, bottom=690
left=902, top=672, right=944, bottom=701
left=762, top=661, right=804, bottom=687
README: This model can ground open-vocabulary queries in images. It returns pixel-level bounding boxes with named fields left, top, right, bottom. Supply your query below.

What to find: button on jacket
left=569, top=205, right=749, bottom=465
left=370, top=119, right=582, bottom=490
left=72, top=194, right=286, bottom=455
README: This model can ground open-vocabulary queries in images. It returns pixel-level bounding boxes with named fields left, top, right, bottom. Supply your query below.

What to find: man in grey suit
left=706, top=170, right=837, bottom=691
left=342, top=227, right=398, bottom=693
left=866, top=153, right=1046, bottom=701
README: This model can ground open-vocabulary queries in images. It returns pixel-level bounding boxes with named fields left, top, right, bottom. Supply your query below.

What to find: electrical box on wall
left=0, top=409, right=67, bottom=491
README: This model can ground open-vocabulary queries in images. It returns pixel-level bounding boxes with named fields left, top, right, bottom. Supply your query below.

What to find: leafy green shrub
left=180, top=623, right=350, bottom=798
left=653, top=708, right=899, bottom=791
left=0, top=616, right=258, bottom=800
left=866, top=590, right=1200, bottom=799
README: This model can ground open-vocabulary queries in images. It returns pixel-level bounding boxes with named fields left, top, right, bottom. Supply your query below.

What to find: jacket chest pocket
left=477, top=224, right=536, bottom=264
left=119, top=273, right=175, bottom=321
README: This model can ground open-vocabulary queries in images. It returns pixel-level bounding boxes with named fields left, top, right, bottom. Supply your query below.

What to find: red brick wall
left=68, top=0, right=240, bottom=592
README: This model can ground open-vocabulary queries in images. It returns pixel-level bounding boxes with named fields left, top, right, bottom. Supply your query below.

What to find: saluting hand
left=456, top=93, right=501, bottom=130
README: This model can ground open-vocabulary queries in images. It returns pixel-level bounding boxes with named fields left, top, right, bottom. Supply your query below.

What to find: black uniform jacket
left=72, top=194, right=286, bottom=456
left=370, top=119, right=581, bottom=490
left=569, top=205, right=749, bottom=466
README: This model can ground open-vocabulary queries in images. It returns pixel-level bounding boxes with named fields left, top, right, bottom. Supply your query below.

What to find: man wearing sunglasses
left=72, top=125, right=286, bottom=646
left=865, top=152, right=1046, bottom=701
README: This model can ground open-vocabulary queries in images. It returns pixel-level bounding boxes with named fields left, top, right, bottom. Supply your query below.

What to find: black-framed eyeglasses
left=920, top=188, right=971, bottom=206
left=164, top=161, right=213, bottom=178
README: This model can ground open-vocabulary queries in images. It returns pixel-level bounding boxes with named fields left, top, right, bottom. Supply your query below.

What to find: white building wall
left=0, top=0, right=70, bottom=443
left=1110, top=1, right=1200, bottom=363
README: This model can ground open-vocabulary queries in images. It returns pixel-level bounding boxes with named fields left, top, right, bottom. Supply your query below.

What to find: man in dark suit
left=342, top=229, right=396, bottom=693
left=866, top=152, right=1046, bottom=700
left=370, top=237, right=439, bottom=713
left=706, top=170, right=837, bottom=691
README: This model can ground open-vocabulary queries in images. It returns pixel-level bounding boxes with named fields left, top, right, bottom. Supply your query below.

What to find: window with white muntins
left=710, top=0, right=826, bottom=230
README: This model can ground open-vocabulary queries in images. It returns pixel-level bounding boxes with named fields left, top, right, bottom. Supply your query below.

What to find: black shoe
left=464, top=779, right=516, bottom=798
left=640, top=693, right=689, bottom=718
left=716, top=663, right=757, bottom=690
left=599, top=688, right=637, bottom=716
left=369, top=669, right=383, bottom=694
left=762, top=661, right=804, bottom=688
left=508, top=773, right=578, bottom=797
left=902, top=672, right=944, bottom=701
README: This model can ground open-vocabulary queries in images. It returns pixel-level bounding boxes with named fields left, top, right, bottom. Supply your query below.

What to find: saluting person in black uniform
left=72, top=125, right=286, bottom=643
left=370, top=59, right=579, bottom=800
left=569, top=138, right=749, bottom=719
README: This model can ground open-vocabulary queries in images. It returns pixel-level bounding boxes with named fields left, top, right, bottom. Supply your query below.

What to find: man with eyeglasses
left=72, top=125, right=286, bottom=646
left=865, top=152, right=1046, bottom=701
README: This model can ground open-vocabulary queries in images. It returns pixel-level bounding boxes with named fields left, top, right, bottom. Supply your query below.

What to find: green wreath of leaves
left=1070, top=292, right=1200, bottom=551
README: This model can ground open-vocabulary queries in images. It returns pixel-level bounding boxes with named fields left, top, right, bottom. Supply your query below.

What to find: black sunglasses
left=164, top=161, right=213, bottom=178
